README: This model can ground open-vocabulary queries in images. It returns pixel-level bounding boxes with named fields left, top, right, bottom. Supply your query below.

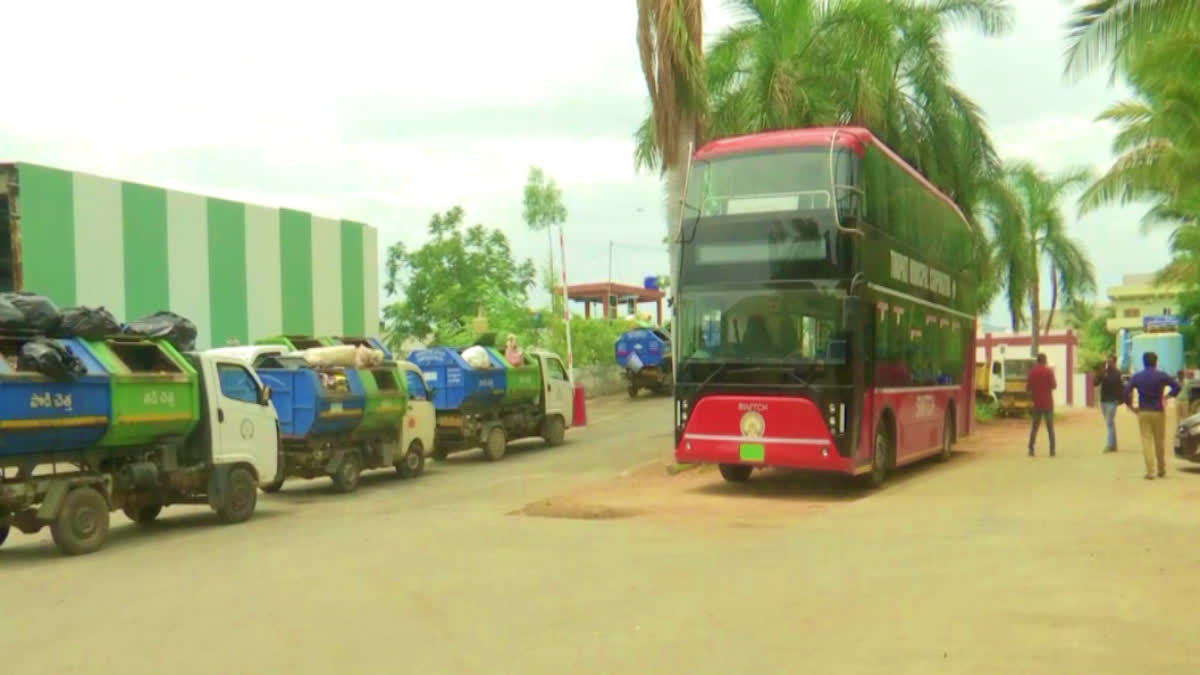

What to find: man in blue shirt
left=1124, top=351, right=1181, bottom=479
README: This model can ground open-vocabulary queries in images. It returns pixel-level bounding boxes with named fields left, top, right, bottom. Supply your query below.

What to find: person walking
left=1027, top=353, right=1057, bottom=457
left=1096, top=355, right=1124, bottom=453
left=1123, top=351, right=1181, bottom=480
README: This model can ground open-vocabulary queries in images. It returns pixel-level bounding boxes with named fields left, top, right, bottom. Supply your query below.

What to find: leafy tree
left=521, top=166, right=568, bottom=299
left=382, top=206, right=536, bottom=346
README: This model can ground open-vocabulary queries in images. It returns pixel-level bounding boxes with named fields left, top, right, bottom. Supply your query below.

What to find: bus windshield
left=679, top=287, right=847, bottom=364
left=686, top=148, right=851, bottom=218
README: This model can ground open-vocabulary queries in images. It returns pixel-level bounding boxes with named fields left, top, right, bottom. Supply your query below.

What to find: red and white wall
left=975, top=329, right=1087, bottom=408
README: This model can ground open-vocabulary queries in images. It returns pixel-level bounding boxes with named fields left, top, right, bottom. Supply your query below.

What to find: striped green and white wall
left=13, top=163, right=379, bottom=349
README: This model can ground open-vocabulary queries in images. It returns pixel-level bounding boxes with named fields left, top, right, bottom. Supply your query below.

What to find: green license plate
left=739, top=443, right=765, bottom=462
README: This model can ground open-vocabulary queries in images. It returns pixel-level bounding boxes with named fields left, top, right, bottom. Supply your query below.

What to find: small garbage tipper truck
left=0, top=336, right=280, bottom=555
left=614, top=327, right=673, bottom=398
left=409, top=346, right=574, bottom=461
left=253, top=347, right=430, bottom=493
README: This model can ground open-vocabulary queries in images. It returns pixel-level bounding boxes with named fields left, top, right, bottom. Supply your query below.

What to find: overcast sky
left=2, top=0, right=1159, bottom=330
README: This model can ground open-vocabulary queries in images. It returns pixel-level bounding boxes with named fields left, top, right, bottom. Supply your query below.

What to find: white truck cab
left=207, top=344, right=290, bottom=369
left=395, top=361, right=437, bottom=472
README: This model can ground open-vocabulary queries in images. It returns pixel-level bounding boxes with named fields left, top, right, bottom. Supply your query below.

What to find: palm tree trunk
left=665, top=114, right=697, bottom=374
left=1030, top=237, right=1040, bottom=357
left=1044, top=266, right=1059, bottom=335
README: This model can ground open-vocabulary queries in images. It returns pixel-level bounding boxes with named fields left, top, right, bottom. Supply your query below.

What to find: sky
left=0, top=0, right=1162, bottom=331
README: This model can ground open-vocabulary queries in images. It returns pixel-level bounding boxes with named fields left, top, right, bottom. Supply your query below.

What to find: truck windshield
left=679, top=287, right=847, bottom=364
left=1005, top=359, right=1034, bottom=379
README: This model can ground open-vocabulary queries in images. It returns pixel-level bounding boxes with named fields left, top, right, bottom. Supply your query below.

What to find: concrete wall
left=574, top=364, right=627, bottom=398
left=976, top=329, right=1081, bottom=408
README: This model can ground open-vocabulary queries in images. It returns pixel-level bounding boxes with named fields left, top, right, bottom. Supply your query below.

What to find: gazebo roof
left=559, top=282, right=664, bottom=302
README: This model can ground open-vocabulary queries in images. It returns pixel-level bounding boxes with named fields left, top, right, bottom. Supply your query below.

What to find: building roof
left=560, top=282, right=664, bottom=303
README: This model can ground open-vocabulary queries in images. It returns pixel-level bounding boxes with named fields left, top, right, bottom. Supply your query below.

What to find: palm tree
left=1063, top=0, right=1200, bottom=79
left=634, top=0, right=706, bottom=308
left=633, top=0, right=1012, bottom=298
left=987, top=162, right=1096, bottom=354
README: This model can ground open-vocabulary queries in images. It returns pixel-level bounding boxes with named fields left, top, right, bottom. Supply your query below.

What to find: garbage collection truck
left=409, top=346, right=574, bottom=461
left=614, top=327, right=672, bottom=398
left=0, top=336, right=280, bottom=555
left=253, top=353, right=428, bottom=493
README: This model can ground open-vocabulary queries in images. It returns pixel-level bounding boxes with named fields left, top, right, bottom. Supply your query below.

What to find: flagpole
left=558, top=225, right=574, bottom=381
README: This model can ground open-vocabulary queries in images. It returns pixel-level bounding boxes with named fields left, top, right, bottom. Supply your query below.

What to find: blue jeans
left=1101, top=401, right=1118, bottom=449
left=1029, top=409, right=1055, bottom=454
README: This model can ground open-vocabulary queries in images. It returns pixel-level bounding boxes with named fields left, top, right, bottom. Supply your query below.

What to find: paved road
left=3, top=397, right=1199, bottom=674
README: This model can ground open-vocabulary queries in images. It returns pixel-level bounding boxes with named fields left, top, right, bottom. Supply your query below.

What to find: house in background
left=1107, top=273, right=1183, bottom=333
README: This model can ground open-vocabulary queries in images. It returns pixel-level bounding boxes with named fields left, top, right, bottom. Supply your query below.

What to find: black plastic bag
left=56, top=306, right=121, bottom=340
left=123, top=311, right=197, bottom=351
left=18, top=338, right=87, bottom=380
left=0, top=297, right=24, bottom=330
left=0, top=292, right=62, bottom=334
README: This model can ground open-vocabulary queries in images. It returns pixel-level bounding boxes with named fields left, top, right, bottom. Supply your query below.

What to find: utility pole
left=607, top=240, right=614, bottom=319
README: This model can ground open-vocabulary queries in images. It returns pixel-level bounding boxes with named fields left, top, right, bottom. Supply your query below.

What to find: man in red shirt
left=1026, top=353, right=1057, bottom=457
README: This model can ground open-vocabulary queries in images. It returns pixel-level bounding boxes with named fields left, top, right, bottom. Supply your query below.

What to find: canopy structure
left=559, top=282, right=665, bottom=325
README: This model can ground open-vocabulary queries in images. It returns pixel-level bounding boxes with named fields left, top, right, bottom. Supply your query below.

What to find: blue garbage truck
left=409, top=345, right=574, bottom=461
left=614, top=327, right=673, bottom=398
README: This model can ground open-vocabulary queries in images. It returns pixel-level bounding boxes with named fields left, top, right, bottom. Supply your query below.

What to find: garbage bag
left=0, top=291, right=62, bottom=334
left=18, top=338, right=86, bottom=380
left=461, top=345, right=493, bottom=369
left=301, top=345, right=358, bottom=368
left=122, top=311, right=197, bottom=351
left=353, top=345, right=384, bottom=369
left=0, top=297, right=24, bottom=330
left=57, top=306, right=120, bottom=340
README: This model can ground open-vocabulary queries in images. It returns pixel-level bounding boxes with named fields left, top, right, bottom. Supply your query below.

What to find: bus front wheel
left=866, top=426, right=891, bottom=488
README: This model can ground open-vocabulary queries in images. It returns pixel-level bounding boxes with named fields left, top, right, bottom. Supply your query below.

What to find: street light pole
left=607, top=240, right=614, bottom=319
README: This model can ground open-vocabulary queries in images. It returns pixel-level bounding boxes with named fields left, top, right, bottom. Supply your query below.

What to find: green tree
left=985, top=162, right=1096, bottom=355
left=521, top=166, right=568, bottom=301
left=382, top=206, right=537, bottom=347
left=635, top=0, right=707, bottom=313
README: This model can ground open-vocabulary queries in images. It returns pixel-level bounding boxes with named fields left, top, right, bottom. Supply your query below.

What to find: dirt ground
left=4, top=397, right=1200, bottom=674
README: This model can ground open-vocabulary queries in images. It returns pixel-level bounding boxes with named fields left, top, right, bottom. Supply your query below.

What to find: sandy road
left=3, top=397, right=1200, bottom=675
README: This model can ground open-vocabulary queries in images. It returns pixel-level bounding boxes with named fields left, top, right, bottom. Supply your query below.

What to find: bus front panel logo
left=740, top=411, right=765, bottom=438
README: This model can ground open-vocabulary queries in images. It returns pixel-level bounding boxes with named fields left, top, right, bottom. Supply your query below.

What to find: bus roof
left=692, top=126, right=972, bottom=230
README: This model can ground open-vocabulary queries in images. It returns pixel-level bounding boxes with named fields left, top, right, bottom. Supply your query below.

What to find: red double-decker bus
left=672, top=126, right=979, bottom=486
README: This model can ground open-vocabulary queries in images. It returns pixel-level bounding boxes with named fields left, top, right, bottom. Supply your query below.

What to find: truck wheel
left=0, top=523, right=9, bottom=548
left=261, top=476, right=285, bottom=494
left=51, top=487, right=111, bottom=556
left=331, top=451, right=363, bottom=493
left=432, top=447, right=449, bottom=461
left=397, top=441, right=425, bottom=479
left=542, top=416, right=566, bottom=447
left=938, top=408, right=955, bottom=462
left=718, top=464, right=753, bottom=483
left=483, top=427, right=507, bottom=462
left=122, top=504, right=162, bottom=524
left=216, top=467, right=258, bottom=524
left=627, top=383, right=639, bottom=399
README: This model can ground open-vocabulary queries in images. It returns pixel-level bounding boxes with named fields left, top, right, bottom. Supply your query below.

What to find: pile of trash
left=0, top=291, right=198, bottom=380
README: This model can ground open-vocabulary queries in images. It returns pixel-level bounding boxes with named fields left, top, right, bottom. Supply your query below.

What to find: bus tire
left=938, top=408, right=955, bottom=462
left=718, top=464, right=753, bottom=483
left=397, top=441, right=425, bottom=479
left=865, top=424, right=892, bottom=488
left=483, top=426, right=507, bottom=462
left=51, top=487, right=110, bottom=556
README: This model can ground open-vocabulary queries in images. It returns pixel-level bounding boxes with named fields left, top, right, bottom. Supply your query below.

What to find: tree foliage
left=383, top=206, right=536, bottom=345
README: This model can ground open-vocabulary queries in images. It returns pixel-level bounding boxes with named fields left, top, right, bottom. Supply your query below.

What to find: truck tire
left=331, top=451, right=363, bottom=493
left=123, top=504, right=162, bottom=524
left=215, top=467, right=258, bottom=524
left=51, top=487, right=111, bottom=556
left=483, top=427, right=507, bottom=462
left=0, top=523, right=9, bottom=548
left=542, top=416, right=566, bottom=447
left=718, top=464, right=753, bottom=482
left=432, top=447, right=449, bottom=461
left=627, top=383, right=639, bottom=399
left=397, top=441, right=425, bottom=479
left=261, top=475, right=285, bottom=494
